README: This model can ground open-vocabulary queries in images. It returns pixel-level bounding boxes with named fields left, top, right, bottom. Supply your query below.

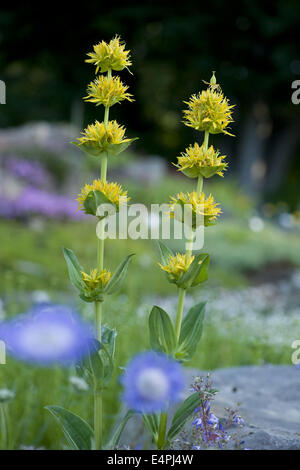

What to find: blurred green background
left=0, top=1, right=299, bottom=449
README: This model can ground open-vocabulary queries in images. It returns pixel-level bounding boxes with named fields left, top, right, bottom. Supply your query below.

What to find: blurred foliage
left=0, top=1, right=299, bottom=159
left=0, top=175, right=299, bottom=448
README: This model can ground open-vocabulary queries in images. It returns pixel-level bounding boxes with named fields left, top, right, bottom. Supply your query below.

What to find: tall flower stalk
left=61, top=36, right=136, bottom=450
left=45, top=43, right=235, bottom=451
left=150, top=72, right=234, bottom=449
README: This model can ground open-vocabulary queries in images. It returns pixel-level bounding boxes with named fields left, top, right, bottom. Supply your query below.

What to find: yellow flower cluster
left=81, top=268, right=112, bottom=291
left=86, top=35, right=131, bottom=73
left=84, top=75, right=133, bottom=108
left=169, top=191, right=221, bottom=227
left=77, top=180, right=129, bottom=212
left=175, top=142, right=227, bottom=178
left=159, top=253, right=195, bottom=282
left=76, top=120, right=134, bottom=156
left=183, top=87, right=234, bottom=135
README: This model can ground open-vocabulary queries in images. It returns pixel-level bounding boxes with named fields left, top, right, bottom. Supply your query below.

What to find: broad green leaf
left=177, top=302, right=206, bottom=361
left=177, top=253, right=209, bottom=289
left=45, top=405, right=93, bottom=450
left=157, top=241, right=174, bottom=265
left=104, top=254, right=134, bottom=295
left=83, top=190, right=112, bottom=217
left=62, top=247, right=86, bottom=292
left=86, top=339, right=104, bottom=384
left=72, top=140, right=106, bottom=158
left=149, top=306, right=176, bottom=355
left=72, top=138, right=138, bottom=159
left=142, top=413, right=159, bottom=440
left=107, top=138, right=138, bottom=156
left=101, top=325, right=117, bottom=360
left=107, top=410, right=135, bottom=449
left=166, top=392, right=201, bottom=443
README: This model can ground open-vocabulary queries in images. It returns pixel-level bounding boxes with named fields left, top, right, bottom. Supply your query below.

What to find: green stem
left=101, top=155, right=108, bottom=182
left=94, top=387, right=102, bottom=450
left=95, top=301, right=102, bottom=343
left=104, top=107, right=109, bottom=128
left=196, top=175, right=203, bottom=196
left=203, top=130, right=209, bottom=150
left=0, top=405, right=7, bottom=449
left=175, top=287, right=186, bottom=343
left=157, top=412, right=168, bottom=449
left=93, top=66, right=112, bottom=451
left=173, top=132, right=209, bottom=342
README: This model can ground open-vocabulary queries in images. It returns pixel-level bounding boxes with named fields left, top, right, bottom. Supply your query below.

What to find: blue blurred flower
left=121, top=351, right=184, bottom=413
left=207, top=413, right=219, bottom=427
left=234, top=414, right=245, bottom=426
left=0, top=304, right=92, bottom=366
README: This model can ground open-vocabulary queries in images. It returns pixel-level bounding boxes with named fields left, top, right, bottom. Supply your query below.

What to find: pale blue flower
left=1, top=304, right=92, bottom=366
left=121, top=351, right=184, bottom=413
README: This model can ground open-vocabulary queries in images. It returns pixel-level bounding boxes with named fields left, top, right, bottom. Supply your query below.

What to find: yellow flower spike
left=81, top=268, right=112, bottom=291
left=75, top=120, right=137, bottom=158
left=77, top=180, right=129, bottom=216
left=84, top=75, right=134, bottom=108
left=169, top=191, right=221, bottom=227
left=85, top=35, right=132, bottom=73
left=183, top=85, right=234, bottom=136
left=158, top=253, right=195, bottom=283
left=174, top=142, right=228, bottom=178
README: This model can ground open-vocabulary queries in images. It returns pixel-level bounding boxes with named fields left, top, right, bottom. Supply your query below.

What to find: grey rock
left=185, top=365, right=300, bottom=450
left=118, top=365, right=300, bottom=450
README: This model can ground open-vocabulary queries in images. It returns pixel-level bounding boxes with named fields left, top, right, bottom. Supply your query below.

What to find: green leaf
left=76, top=331, right=116, bottom=387
left=176, top=302, right=206, bottom=361
left=166, top=392, right=201, bottom=443
left=149, top=306, right=176, bottom=355
left=72, top=140, right=106, bottom=158
left=107, top=138, right=139, bottom=156
left=101, top=325, right=117, bottom=360
left=104, top=254, right=134, bottom=295
left=62, top=247, right=86, bottom=292
left=177, top=253, right=209, bottom=289
left=107, top=410, right=135, bottom=449
left=142, top=413, right=159, bottom=440
left=72, top=138, right=138, bottom=159
left=45, top=405, right=93, bottom=450
left=157, top=241, right=174, bottom=265
left=83, top=190, right=112, bottom=217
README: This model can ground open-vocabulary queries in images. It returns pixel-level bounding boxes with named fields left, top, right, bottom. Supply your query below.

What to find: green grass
left=0, top=176, right=299, bottom=448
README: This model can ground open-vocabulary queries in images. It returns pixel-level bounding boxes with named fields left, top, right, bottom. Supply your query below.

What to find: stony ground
left=120, top=365, right=300, bottom=450
left=185, top=364, right=300, bottom=450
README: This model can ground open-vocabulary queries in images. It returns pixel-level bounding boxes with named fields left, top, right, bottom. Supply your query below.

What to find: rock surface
left=120, top=365, right=300, bottom=450
left=185, top=365, right=300, bottom=450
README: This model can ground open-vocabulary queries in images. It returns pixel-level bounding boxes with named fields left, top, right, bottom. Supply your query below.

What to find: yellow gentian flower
left=183, top=87, right=234, bottom=135
left=75, top=120, right=137, bottom=157
left=81, top=268, right=112, bottom=291
left=175, top=142, right=227, bottom=178
left=84, top=75, right=133, bottom=108
left=158, top=253, right=194, bottom=283
left=85, top=36, right=131, bottom=73
left=169, top=191, right=221, bottom=227
left=77, top=180, right=129, bottom=216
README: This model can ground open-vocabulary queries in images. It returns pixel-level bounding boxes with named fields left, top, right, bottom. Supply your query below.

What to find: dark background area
left=0, top=1, right=299, bottom=206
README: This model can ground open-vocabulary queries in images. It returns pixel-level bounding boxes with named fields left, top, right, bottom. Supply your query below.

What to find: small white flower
left=69, top=376, right=89, bottom=392
left=0, top=388, right=15, bottom=403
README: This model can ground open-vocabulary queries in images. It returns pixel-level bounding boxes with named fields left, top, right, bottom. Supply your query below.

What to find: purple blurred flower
left=234, top=414, right=245, bottom=426
left=192, top=417, right=203, bottom=430
left=0, top=304, right=92, bottom=366
left=121, top=351, right=184, bottom=413
left=5, top=156, right=49, bottom=187
left=207, top=413, right=219, bottom=427
left=0, top=187, right=86, bottom=221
